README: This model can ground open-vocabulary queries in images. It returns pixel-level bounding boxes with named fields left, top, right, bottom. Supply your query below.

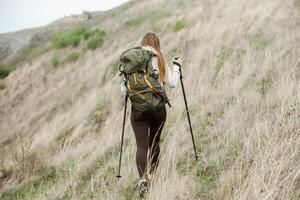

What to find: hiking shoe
left=138, top=179, right=150, bottom=198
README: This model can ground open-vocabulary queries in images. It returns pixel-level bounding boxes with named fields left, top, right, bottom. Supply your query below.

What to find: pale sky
left=0, top=0, right=130, bottom=33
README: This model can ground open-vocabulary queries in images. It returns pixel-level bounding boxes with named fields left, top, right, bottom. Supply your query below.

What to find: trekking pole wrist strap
left=173, top=61, right=181, bottom=68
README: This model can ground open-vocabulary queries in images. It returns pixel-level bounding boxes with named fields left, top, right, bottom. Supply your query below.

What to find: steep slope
left=0, top=0, right=299, bottom=199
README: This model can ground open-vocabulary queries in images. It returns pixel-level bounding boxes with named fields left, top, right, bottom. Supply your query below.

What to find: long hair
left=141, top=32, right=166, bottom=81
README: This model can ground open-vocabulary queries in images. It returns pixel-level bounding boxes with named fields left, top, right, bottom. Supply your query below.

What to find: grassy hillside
left=0, top=0, right=299, bottom=199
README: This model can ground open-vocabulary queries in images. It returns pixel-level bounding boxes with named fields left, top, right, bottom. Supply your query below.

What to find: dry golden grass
left=0, top=0, right=299, bottom=199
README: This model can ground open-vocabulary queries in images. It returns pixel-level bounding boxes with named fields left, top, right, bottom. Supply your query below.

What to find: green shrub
left=91, top=28, right=100, bottom=35
left=52, top=27, right=106, bottom=50
left=52, top=34, right=68, bottom=48
left=0, top=66, right=15, bottom=79
left=83, top=30, right=93, bottom=40
left=69, top=35, right=81, bottom=47
left=52, top=29, right=83, bottom=48
left=51, top=57, right=60, bottom=67
left=66, top=52, right=80, bottom=63
left=72, top=27, right=88, bottom=36
left=170, top=19, right=188, bottom=31
left=92, top=29, right=107, bottom=38
left=87, top=36, right=104, bottom=50
left=83, top=29, right=106, bottom=40
left=125, top=18, right=143, bottom=27
left=196, top=171, right=216, bottom=198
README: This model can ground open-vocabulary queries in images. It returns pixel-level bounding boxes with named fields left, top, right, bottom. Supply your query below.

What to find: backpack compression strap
left=127, top=79, right=146, bottom=100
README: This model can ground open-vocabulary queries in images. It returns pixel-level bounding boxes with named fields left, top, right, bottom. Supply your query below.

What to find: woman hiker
left=120, top=32, right=183, bottom=196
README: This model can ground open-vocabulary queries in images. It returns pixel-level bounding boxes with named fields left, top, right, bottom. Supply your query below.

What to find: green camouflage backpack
left=119, top=46, right=170, bottom=113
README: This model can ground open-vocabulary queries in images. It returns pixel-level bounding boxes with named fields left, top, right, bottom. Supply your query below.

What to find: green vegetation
left=86, top=29, right=107, bottom=50
left=66, top=52, right=80, bottom=63
left=248, top=32, right=268, bottom=50
left=175, top=149, right=200, bottom=175
left=51, top=56, right=60, bottom=68
left=169, top=19, right=188, bottom=31
left=125, top=18, right=143, bottom=27
left=83, top=31, right=92, bottom=40
left=87, top=36, right=104, bottom=50
left=73, top=147, right=119, bottom=200
left=195, top=166, right=217, bottom=199
left=120, top=184, right=137, bottom=200
left=1, top=167, right=59, bottom=200
left=70, top=36, right=81, bottom=47
left=295, top=0, right=300, bottom=7
left=1, top=156, right=80, bottom=200
left=212, top=145, right=241, bottom=175
left=72, top=27, right=89, bottom=36
left=176, top=157, right=190, bottom=174
left=52, top=27, right=88, bottom=48
left=94, top=29, right=106, bottom=36
left=82, top=28, right=106, bottom=40
left=53, top=33, right=80, bottom=48
left=0, top=66, right=15, bottom=79
left=52, top=27, right=106, bottom=50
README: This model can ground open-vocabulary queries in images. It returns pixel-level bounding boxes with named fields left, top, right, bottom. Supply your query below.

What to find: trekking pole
left=178, top=65, right=198, bottom=161
left=116, top=92, right=128, bottom=180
